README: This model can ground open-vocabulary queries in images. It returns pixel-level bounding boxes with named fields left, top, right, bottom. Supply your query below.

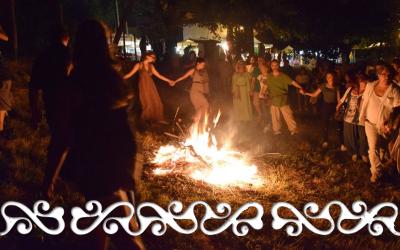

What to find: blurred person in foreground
left=43, top=20, right=145, bottom=249
left=29, top=27, right=72, bottom=200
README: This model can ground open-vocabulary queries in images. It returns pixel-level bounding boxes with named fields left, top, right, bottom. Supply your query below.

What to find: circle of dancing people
left=0, top=18, right=399, bottom=249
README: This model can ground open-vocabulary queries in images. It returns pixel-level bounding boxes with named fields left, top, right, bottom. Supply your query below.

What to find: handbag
left=334, top=87, right=352, bottom=121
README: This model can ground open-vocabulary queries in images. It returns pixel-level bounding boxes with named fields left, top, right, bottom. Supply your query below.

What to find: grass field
left=2, top=61, right=400, bottom=249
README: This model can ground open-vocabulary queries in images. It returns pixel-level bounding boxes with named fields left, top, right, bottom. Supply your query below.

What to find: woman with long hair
left=173, top=58, right=210, bottom=123
left=124, top=51, right=174, bottom=123
left=52, top=20, right=144, bottom=249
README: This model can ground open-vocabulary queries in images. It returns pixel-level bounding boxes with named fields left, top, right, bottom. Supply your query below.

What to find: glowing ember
left=152, top=111, right=264, bottom=187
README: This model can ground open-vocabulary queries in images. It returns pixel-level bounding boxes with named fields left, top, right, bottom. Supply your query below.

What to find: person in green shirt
left=266, top=59, right=304, bottom=135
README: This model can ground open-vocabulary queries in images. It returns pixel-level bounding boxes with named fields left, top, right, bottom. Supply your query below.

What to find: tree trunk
left=243, top=23, right=254, bottom=55
left=113, top=0, right=135, bottom=45
left=340, top=45, right=352, bottom=64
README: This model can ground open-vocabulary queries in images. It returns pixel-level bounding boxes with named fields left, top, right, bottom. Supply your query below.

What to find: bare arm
left=150, top=64, right=173, bottom=84
left=290, top=80, right=303, bottom=90
left=124, top=63, right=140, bottom=79
left=0, top=27, right=8, bottom=42
left=305, top=88, right=322, bottom=98
left=174, top=69, right=195, bottom=85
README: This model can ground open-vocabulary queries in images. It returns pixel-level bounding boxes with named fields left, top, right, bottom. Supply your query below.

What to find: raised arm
left=150, top=64, right=173, bottom=85
left=123, top=63, right=140, bottom=79
left=174, top=68, right=195, bottom=85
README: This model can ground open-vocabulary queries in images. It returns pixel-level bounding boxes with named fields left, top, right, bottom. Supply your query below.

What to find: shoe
left=340, top=144, right=347, bottom=152
left=361, top=155, right=369, bottom=163
left=322, top=142, right=328, bottom=148
left=351, top=154, right=357, bottom=162
left=290, top=131, right=298, bottom=136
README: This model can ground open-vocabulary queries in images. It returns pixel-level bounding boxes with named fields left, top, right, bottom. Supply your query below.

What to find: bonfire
left=152, top=111, right=264, bottom=188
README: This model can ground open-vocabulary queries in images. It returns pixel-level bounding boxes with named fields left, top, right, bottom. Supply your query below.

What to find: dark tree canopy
left=1, top=0, right=399, bottom=56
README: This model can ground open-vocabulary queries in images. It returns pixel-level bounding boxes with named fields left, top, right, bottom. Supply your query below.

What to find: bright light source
left=218, top=40, right=229, bottom=54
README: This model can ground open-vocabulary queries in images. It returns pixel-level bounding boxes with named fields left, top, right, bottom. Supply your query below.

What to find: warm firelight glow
left=152, top=111, right=264, bottom=187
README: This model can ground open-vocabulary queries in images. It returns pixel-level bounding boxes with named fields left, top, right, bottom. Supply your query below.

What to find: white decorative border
left=0, top=200, right=263, bottom=236
left=271, top=201, right=400, bottom=236
left=1, top=200, right=400, bottom=236
left=0, top=201, right=65, bottom=235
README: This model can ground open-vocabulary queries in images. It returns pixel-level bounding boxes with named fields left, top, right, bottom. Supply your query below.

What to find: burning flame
left=152, top=111, right=263, bottom=187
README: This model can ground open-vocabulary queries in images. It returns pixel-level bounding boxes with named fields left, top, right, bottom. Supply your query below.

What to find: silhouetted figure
left=29, top=26, right=71, bottom=197
left=69, top=20, right=144, bottom=250
left=42, top=20, right=145, bottom=250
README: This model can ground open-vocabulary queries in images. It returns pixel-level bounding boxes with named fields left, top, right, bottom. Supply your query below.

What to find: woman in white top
left=359, top=64, right=400, bottom=183
left=337, top=73, right=368, bottom=162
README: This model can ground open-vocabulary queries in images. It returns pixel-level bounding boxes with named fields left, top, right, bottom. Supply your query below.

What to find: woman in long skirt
left=124, top=51, right=174, bottom=123
left=232, top=60, right=252, bottom=122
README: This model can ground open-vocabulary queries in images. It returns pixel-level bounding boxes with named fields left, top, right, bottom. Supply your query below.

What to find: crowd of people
left=238, top=55, right=400, bottom=184
left=2, top=19, right=400, bottom=249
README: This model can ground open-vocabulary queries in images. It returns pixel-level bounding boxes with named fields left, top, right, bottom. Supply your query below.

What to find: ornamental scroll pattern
left=70, top=201, right=264, bottom=236
left=1, top=200, right=400, bottom=236
left=271, top=201, right=400, bottom=236
left=0, top=200, right=263, bottom=236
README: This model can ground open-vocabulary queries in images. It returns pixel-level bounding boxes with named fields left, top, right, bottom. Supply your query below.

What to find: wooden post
left=115, top=0, right=120, bottom=28
left=113, top=0, right=134, bottom=45
left=133, top=32, right=138, bottom=61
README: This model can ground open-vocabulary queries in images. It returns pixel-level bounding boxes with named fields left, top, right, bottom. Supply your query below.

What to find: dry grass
left=2, top=61, right=400, bottom=249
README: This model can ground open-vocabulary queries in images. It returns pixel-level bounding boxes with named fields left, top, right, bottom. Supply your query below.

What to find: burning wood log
left=185, top=144, right=212, bottom=169
left=152, top=111, right=264, bottom=187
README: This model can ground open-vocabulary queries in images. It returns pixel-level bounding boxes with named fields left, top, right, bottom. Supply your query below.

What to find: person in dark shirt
left=303, top=71, right=341, bottom=148
left=29, top=26, right=72, bottom=198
